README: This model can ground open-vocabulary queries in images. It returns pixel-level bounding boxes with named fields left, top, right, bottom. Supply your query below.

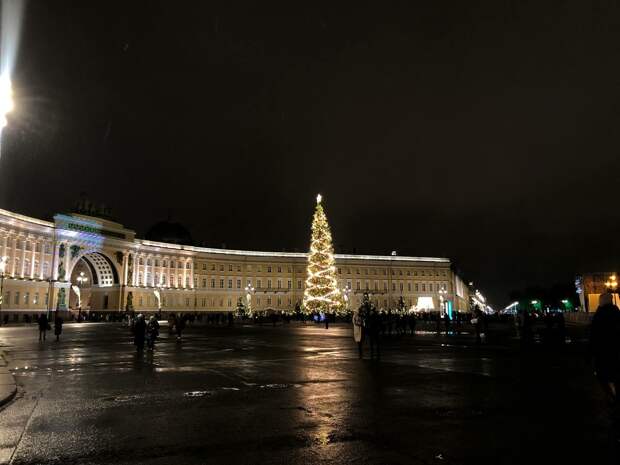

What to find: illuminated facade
left=0, top=208, right=470, bottom=319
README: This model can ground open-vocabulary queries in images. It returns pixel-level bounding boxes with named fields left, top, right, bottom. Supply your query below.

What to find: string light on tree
left=303, top=194, right=341, bottom=314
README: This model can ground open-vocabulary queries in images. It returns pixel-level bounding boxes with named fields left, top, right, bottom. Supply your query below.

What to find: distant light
left=531, top=300, right=539, bottom=304
left=316, top=193, right=322, bottom=204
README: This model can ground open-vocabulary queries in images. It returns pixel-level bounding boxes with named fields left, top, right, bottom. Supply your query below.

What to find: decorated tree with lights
left=303, top=194, right=340, bottom=314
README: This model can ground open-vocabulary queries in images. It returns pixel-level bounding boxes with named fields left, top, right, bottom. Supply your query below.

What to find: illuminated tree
left=303, top=194, right=340, bottom=314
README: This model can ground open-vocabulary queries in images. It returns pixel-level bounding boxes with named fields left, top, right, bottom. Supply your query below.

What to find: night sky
left=1, top=1, right=619, bottom=306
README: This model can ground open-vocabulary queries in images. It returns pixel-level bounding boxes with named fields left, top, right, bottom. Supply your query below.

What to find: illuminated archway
left=68, top=251, right=120, bottom=311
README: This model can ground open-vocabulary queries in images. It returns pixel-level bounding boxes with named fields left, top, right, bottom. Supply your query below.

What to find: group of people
left=131, top=314, right=160, bottom=352
left=36, top=313, right=63, bottom=342
left=352, top=293, right=384, bottom=359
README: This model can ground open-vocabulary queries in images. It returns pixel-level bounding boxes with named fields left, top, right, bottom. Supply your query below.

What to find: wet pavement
left=0, top=321, right=613, bottom=464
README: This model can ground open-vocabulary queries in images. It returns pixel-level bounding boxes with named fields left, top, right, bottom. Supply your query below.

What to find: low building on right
left=576, top=272, right=620, bottom=312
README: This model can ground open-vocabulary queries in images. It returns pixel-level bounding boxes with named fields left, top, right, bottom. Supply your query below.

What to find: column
left=122, top=251, right=129, bottom=286
left=10, top=235, right=17, bottom=276
left=150, top=256, right=155, bottom=287
left=132, top=252, right=138, bottom=286
left=20, top=237, right=26, bottom=277
left=182, top=258, right=187, bottom=289
left=30, top=240, right=36, bottom=278
left=39, top=241, right=46, bottom=280
left=63, top=242, right=70, bottom=281
left=189, top=258, right=194, bottom=289
left=1, top=232, right=7, bottom=259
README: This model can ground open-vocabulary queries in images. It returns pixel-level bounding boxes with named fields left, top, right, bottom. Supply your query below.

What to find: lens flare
left=0, top=0, right=25, bottom=155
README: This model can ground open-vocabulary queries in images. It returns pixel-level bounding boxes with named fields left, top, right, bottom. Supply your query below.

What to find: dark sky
left=1, top=1, right=619, bottom=306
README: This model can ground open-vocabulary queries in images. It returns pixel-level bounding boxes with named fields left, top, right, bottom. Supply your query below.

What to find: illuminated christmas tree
left=303, top=194, right=340, bottom=314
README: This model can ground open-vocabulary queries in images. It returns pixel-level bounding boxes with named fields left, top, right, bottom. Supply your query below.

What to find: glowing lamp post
left=0, top=256, right=8, bottom=325
left=76, top=271, right=88, bottom=321
left=245, top=283, right=255, bottom=316
left=605, top=275, right=618, bottom=293
left=438, top=288, right=448, bottom=318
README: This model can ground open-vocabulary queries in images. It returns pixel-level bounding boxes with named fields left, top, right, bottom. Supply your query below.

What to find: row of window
left=3, top=240, right=52, bottom=254
left=139, top=259, right=449, bottom=279
left=3, top=291, right=48, bottom=306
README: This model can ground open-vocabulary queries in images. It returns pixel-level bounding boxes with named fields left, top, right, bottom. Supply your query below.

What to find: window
left=211, top=279, right=215, bottom=288
left=258, top=279, right=262, bottom=288
left=277, top=279, right=282, bottom=288
left=211, top=264, right=216, bottom=270
left=228, top=279, right=232, bottom=289
left=14, top=292, right=19, bottom=305
left=277, top=297, right=282, bottom=306
left=277, top=266, right=281, bottom=273
left=163, top=275, right=167, bottom=285
left=364, top=269, right=368, bottom=275
left=229, top=264, right=233, bottom=271
left=185, top=298, right=190, bottom=306
left=414, top=271, right=418, bottom=276
left=202, top=263, right=206, bottom=270
left=237, top=279, right=241, bottom=289
left=267, top=297, right=272, bottom=306
left=185, top=262, right=190, bottom=269
left=384, top=282, right=387, bottom=291
left=267, top=266, right=272, bottom=273
left=170, top=260, right=175, bottom=268
left=201, top=298, right=206, bottom=307
left=374, top=282, right=378, bottom=291
left=288, top=280, right=292, bottom=289
left=356, top=281, right=360, bottom=290
left=287, top=267, right=291, bottom=273
left=399, top=283, right=403, bottom=292
left=338, top=268, right=341, bottom=274
left=297, top=280, right=302, bottom=289
left=44, top=244, right=51, bottom=254
left=4, top=292, right=9, bottom=306
left=202, top=278, right=207, bottom=288
left=219, top=264, right=224, bottom=271
left=392, top=283, right=396, bottom=291
left=356, top=269, right=360, bottom=274
left=421, top=270, right=425, bottom=276
left=415, top=283, right=419, bottom=291
left=237, top=265, right=241, bottom=272
left=422, top=284, right=426, bottom=292
left=220, top=279, right=224, bottom=288
left=34, top=293, right=39, bottom=305
left=45, top=292, right=49, bottom=305
left=155, top=259, right=159, bottom=267
left=139, top=296, right=143, bottom=306
left=228, top=299, right=232, bottom=307
left=408, top=283, right=412, bottom=292
left=267, top=279, right=272, bottom=288
left=365, top=281, right=369, bottom=290
left=407, top=271, right=410, bottom=276
left=399, top=270, right=402, bottom=276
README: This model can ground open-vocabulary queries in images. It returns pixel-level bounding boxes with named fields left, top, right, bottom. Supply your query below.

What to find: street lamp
left=438, top=288, right=448, bottom=317
left=76, top=271, right=88, bottom=321
left=0, top=256, right=8, bottom=325
left=605, top=274, right=618, bottom=293
left=245, top=283, right=255, bottom=316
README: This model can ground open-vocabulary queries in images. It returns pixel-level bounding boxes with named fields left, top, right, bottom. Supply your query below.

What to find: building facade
left=0, top=208, right=470, bottom=320
left=576, top=272, right=620, bottom=312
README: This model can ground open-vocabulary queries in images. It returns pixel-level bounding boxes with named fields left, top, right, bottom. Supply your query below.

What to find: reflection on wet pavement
left=0, top=322, right=611, bottom=464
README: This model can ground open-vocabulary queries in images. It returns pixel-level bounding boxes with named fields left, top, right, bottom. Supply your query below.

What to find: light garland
left=302, top=195, right=342, bottom=314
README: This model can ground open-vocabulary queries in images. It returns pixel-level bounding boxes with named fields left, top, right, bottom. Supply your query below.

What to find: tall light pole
left=245, top=283, right=255, bottom=317
left=76, top=271, right=88, bottom=321
left=438, top=288, right=448, bottom=318
left=0, top=256, right=8, bottom=325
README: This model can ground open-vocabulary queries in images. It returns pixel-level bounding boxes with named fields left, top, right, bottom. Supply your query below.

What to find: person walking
left=146, top=315, right=160, bottom=350
left=589, top=293, right=620, bottom=402
left=38, top=313, right=49, bottom=342
left=133, top=314, right=146, bottom=352
left=368, top=307, right=381, bottom=359
left=352, top=307, right=364, bottom=358
left=54, top=314, right=63, bottom=342
left=176, top=313, right=186, bottom=341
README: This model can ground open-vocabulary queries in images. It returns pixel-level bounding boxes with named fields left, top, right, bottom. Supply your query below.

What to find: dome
left=145, top=221, right=194, bottom=246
